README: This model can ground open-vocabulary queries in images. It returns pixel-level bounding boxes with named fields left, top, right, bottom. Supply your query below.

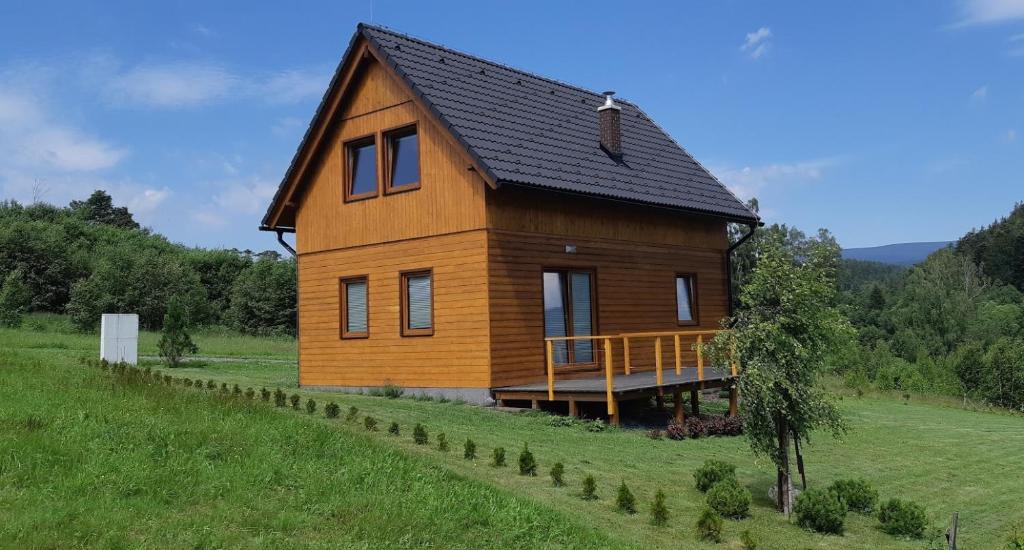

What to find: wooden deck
left=494, top=366, right=731, bottom=397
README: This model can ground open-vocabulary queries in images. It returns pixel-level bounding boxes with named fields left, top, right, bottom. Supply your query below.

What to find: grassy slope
left=4, top=320, right=1023, bottom=548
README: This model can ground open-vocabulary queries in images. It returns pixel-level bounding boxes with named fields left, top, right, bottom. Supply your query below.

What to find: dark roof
left=262, top=24, right=757, bottom=228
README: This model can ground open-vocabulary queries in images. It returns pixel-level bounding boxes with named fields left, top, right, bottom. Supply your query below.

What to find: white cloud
left=952, top=0, right=1024, bottom=26
left=741, top=27, right=773, bottom=60
left=971, top=85, right=989, bottom=101
left=123, top=187, right=171, bottom=214
left=190, top=209, right=228, bottom=228
left=258, top=69, right=330, bottom=104
left=105, top=62, right=237, bottom=108
left=212, top=178, right=278, bottom=215
left=712, top=159, right=834, bottom=201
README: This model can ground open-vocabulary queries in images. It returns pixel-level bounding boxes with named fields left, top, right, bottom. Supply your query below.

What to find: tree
left=0, top=269, right=31, bottom=327
left=69, top=190, right=140, bottom=230
left=710, top=235, right=851, bottom=513
left=158, top=296, right=198, bottom=367
left=227, top=256, right=297, bottom=335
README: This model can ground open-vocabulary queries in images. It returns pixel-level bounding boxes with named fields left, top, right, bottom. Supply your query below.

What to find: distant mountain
left=841, top=241, right=952, bottom=266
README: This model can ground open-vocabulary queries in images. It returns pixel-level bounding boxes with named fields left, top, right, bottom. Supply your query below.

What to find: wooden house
left=261, top=24, right=759, bottom=424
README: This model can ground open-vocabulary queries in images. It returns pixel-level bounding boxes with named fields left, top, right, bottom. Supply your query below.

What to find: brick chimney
left=598, top=91, right=622, bottom=159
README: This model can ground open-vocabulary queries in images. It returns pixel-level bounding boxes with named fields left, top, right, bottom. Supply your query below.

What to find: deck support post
left=568, top=399, right=578, bottom=418
left=655, top=392, right=665, bottom=411
left=728, top=384, right=738, bottom=417
left=673, top=389, right=684, bottom=424
left=690, top=388, right=700, bottom=417
left=609, top=396, right=619, bottom=427
left=531, top=399, right=540, bottom=410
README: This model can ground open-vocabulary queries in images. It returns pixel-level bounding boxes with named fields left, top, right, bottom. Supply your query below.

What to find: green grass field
left=3, top=318, right=1023, bottom=549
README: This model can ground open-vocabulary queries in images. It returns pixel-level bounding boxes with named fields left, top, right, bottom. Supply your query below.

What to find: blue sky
left=1, top=1, right=1021, bottom=251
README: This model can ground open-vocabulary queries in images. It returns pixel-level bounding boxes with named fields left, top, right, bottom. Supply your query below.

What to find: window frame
left=339, top=275, right=369, bottom=339
left=674, top=272, right=700, bottom=326
left=382, top=123, right=421, bottom=195
left=542, top=267, right=599, bottom=366
left=400, top=268, right=434, bottom=337
left=342, top=133, right=380, bottom=203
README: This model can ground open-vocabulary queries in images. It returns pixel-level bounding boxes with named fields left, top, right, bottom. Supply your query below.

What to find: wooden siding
left=487, top=229, right=729, bottom=388
left=297, top=230, right=491, bottom=388
left=294, top=58, right=487, bottom=255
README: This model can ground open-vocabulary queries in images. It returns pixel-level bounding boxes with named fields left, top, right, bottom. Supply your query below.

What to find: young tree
left=158, top=296, right=198, bottom=367
left=0, top=268, right=31, bottom=327
left=711, top=235, right=851, bottom=513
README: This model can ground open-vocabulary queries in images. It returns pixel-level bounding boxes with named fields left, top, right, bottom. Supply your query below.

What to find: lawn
left=3, top=320, right=1023, bottom=549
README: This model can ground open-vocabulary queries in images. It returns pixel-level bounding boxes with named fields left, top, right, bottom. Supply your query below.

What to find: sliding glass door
left=542, top=269, right=595, bottom=365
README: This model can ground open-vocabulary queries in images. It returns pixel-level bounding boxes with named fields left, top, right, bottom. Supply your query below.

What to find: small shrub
left=413, top=423, right=428, bottom=445
left=207, top=379, right=216, bottom=390
left=325, top=402, right=340, bottom=418
left=345, top=406, right=359, bottom=422
left=694, top=460, right=737, bottom=493
left=437, top=432, right=448, bottom=452
left=463, top=438, right=476, bottom=459
left=364, top=416, right=378, bottom=431
left=163, top=375, right=172, bottom=385
left=518, top=443, right=537, bottom=476
left=289, top=394, right=300, bottom=410
left=232, top=384, right=242, bottom=397
left=829, top=478, right=878, bottom=514
left=1004, top=530, right=1024, bottom=550
left=705, top=478, right=751, bottom=519
left=244, top=387, right=255, bottom=400
left=696, top=507, right=724, bottom=542
left=260, top=387, right=270, bottom=401
left=647, top=428, right=663, bottom=440
left=667, top=416, right=744, bottom=440
left=157, top=296, right=198, bottom=367
left=550, top=462, right=565, bottom=487
left=221, top=383, right=229, bottom=394
left=182, top=377, right=192, bottom=387
left=491, top=447, right=506, bottom=467
left=382, top=384, right=404, bottom=399
left=616, top=481, right=636, bottom=514
left=581, top=474, right=597, bottom=500
left=273, top=388, right=286, bottom=407
left=388, top=421, right=400, bottom=435
left=877, top=498, right=927, bottom=539
left=306, top=398, right=317, bottom=414
left=794, top=488, right=846, bottom=535
left=651, top=489, right=669, bottom=527
left=193, top=379, right=203, bottom=388
left=740, top=529, right=758, bottom=550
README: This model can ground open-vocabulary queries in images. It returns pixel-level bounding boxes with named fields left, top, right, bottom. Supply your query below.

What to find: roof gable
left=262, top=24, right=757, bottom=230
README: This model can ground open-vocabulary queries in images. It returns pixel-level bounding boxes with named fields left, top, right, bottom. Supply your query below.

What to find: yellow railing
left=543, top=329, right=738, bottom=415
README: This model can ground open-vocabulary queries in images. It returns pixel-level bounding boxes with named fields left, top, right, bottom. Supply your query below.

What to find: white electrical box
left=100, top=313, right=139, bottom=365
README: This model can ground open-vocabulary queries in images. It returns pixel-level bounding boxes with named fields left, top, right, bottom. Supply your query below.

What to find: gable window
left=384, top=124, right=420, bottom=193
left=675, top=274, right=698, bottom=326
left=401, top=269, right=433, bottom=336
left=340, top=276, right=368, bottom=338
left=344, top=136, right=378, bottom=201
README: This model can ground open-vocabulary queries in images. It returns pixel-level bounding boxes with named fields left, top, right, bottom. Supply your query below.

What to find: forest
left=1, top=191, right=1021, bottom=411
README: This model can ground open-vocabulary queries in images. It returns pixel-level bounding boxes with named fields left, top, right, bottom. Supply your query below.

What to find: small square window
left=340, top=276, right=368, bottom=338
left=385, top=125, right=420, bottom=193
left=675, top=274, right=699, bottom=326
left=401, top=269, right=433, bottom=336
left=345, top=136, right=378, bottom=201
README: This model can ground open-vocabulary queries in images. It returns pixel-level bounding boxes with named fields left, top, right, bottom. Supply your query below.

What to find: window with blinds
left=401, top=270, right=433, bottom=336
left=340, top=276, right=368, bottom=338
left=543, top=269, right=596, bottom=364
left=675, top=274, right=698, bottom=326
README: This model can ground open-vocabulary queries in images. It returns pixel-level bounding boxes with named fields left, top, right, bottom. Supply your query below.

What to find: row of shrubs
left=793, top=478, right=927, bottom=539
left=661, top=415, right=744, bottom=440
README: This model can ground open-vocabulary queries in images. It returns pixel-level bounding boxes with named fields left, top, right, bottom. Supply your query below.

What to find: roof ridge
left=358, top=22, right=637, bottom=107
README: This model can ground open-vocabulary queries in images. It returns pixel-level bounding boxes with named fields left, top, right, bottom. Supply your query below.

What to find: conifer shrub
left=324, top=402, right=340, bottom=418
left=616, top=481, right=636, bottom=514
left=157, top=296, right=198, bottom=367
left=232, top=384, right=242, bottom=397
left=828, top=478, right=878, bottom=514
left=388, top=421, right=400, bottom=435
left=382, top=384, right=404, bottom=399
left=491, top=447, right=506, bottom=467
left=413, top=423, right=428, bottom=445
left=437, top=432, right=449, bottom=451
left=694, top=460, right=737, bottom=493
left=260, top=387, right=271, bottom=401
left=696, top=507, right=723, bottom=542
left=794, top=487, right=846, bottom=535
left=182, top=377, right=192, bottom=387
left=877, top=498, right=927, bottom=539
left=518, top=443, right=537, bottom=476
left=245, top=387, right=255, bottom=400
left=463, top=438, right=476, bottom=459
left=274, top=388, right=286, bottom=407
left=193, top=379, right=203, bottom=388
left=581, top=474, right=597, bottom=500
left=305, top=398, right=316, bottom=414
left=163, top=374, right=172, bottom=385
left=364, top=416, right=378, bottom=431
left=705, top=478, right=751, bottom=519
left=345, top=406, right=359, bottom=422
left=207, top=379, right=216, bottom=390
left=550, top=462, right=565, bottom=487
left=289, top=394, right=300, bottom=410
left=221, top=383, right=229, bottom=394
left=651, top=489, right=669, bottom=527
